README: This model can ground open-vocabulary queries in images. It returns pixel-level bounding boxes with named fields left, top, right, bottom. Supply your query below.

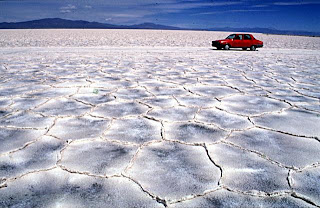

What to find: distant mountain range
left=0, top=18, right=181, bottom=30
left=0, top=18, right=319, bottom=37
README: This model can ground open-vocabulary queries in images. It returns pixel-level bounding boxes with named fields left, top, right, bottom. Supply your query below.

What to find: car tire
left=250, top=45, right=256, bottom=51
left=224, top=45, right=230, bottom=50
left=242, top=48, right=247, bottom=50
left=217, top=47, right=222, bottom=50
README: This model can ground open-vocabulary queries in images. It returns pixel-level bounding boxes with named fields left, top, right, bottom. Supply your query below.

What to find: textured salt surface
left=1, top=29, right=320, bottom=50
left=0, top=30, right=319, bottom=207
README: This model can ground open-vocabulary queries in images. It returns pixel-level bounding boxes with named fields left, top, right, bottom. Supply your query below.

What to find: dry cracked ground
left=0, top=30, right=320, bottom=208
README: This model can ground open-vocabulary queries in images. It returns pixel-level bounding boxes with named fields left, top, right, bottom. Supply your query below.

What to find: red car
left=212, top=34, right=263, bottom=51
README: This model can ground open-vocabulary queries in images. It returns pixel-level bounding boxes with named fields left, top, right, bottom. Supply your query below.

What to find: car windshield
left=226, top=34, right=236, bottom=39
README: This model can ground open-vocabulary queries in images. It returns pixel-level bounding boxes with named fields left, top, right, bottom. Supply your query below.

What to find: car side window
left=244, top=35, right=252, bottom=40
left=227, top=34, right=236, bottom=39
left=234, top=35, right=243, bottom=40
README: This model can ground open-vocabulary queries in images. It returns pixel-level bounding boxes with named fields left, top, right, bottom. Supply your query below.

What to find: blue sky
left=1, top=0, right=320, bottom=32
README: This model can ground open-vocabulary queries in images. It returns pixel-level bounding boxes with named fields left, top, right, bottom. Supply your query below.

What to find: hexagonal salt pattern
left=72, top=94, right=115, bottom=105
left=126, top=142, right=220, bottom=202
left=291, top=167, right=320, bottom=206
left=227, top=128, right=320, bottom=168
left=140, top=96, right=177, bottom=108
left=0, top=98, right=12, bottom=109
left=0, top=168, right=163, bottom=208
left=253, top=108, right=320, bottom=138
left=196, top=108, right=252, bottom=130
left=27, top=87, right=77, bottom=98
left=1, top=33, right=320, bottom=206
left=147, top=86, right=188, bottom=97
left=0, top=111, right=55, bottom=128
left=207, top=143, right=289, bottom=193
left=91, top=101, right=149, bottom=118
left=104, top=117, right=162, bottom=145
left=187, top=86, right=240, bottom=99
left=114, top=87, right=153, bottom=100
left=164, top=122, right=228, bottom=144
left=48, top=116, right=110, bottom=141
left=34, top=98, right=91, bottom=117
left=0, top=136, right=63, bottom=179
left=170, top=189, right=312, bottom=208
left=10, top=97, right=48, bottom=111
left=174, top=95, right=220, bottom=108
left=0, top=128, right=46, bottom=154
left=147, top=106, right=198, bottom=122
left=60, top=140, right=138, bottom=176
left=219, top=94, right=290, bottom=116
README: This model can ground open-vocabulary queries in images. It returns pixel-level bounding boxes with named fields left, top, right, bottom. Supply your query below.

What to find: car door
left=233, top=34, right=243, bottom=47
left=243, top=34, right=252, bottom=48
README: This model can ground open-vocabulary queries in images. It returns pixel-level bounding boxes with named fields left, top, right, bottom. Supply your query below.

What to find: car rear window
left=244, top=35, right=252, bottom=40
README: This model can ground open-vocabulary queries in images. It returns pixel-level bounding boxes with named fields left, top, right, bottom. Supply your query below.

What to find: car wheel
left=224, top=45, right=230, bottom=50
left=217, top=47, right=222, bottom=50
left=242, top=48, right=247, bottom=50
left=250, top=45, right=256, bottom=51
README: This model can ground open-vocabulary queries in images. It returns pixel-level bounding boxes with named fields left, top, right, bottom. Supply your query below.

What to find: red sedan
left=212, top=34, right=263, bottom=51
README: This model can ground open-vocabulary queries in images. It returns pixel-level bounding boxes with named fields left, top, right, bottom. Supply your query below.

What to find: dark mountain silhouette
left=0, top=18, right=319, bottom=37
left=130, top=22, right=181, bottom=30
left=0, top=18, right=128, bottom=29
left=0, top=18, right=180, bottom=30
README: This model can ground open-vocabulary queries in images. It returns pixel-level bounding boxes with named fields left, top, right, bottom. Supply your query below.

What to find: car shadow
left=210, top=48, right=258, bottom=52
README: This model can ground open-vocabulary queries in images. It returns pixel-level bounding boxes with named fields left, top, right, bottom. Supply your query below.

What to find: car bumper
left=256, top=44, right=263, bottom=48
left=212, top=41, right=224, bottom=48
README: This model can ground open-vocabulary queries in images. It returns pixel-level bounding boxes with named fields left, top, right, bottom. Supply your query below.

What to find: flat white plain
left=0, top=29, right=319, bottom=207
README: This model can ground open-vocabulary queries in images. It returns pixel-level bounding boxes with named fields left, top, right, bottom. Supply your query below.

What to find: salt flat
left=0, top=30, right=320, bottom=207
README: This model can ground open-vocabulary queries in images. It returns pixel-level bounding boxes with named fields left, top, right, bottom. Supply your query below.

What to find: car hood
left=214, top=39, right=227, bottom=42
